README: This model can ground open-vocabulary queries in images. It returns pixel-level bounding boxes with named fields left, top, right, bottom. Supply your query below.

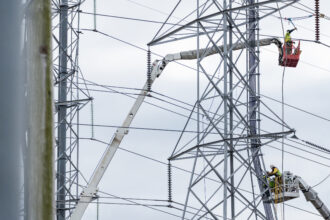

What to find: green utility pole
left=25, top=0, right=54, bottom=219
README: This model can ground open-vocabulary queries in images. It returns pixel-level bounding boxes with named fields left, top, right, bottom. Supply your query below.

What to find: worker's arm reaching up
left=267, top=168, right=278, bottom=177
left=287, top=27, right=297, bottom=34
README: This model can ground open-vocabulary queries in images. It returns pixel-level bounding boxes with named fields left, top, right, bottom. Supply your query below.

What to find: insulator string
left=315, top=0, right=320, bottom=41
left=147, top=47, right=151, bottom=91
left=167, top=160, right=173, bottom=207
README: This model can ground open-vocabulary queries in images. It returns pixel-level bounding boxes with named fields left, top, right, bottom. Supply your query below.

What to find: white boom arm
left=70, top=59, right=167, bottom=220
left=295, top=176, right=330, bottom=220
left=71, top=38, right=281, bottom=219
left=164, top=38, right=282, bottom=61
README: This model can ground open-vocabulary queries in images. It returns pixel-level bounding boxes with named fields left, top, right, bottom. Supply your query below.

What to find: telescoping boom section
left=71, top=38, right=288, bottom=219
left=296, top=176, right=330, bottom=220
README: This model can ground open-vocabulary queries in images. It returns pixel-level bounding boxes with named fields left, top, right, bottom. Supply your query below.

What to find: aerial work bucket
left=280, top=41, right=301, bottom=67
left=264, top=171, right=300, bottom=204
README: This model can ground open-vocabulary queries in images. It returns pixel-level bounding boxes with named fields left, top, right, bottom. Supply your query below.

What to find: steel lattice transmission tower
left=52, top=0, right=92, bottom=219
left=149, top=0, right=298, bottom=219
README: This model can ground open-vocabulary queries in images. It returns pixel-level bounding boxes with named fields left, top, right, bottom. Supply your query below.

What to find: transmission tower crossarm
left=148, top=0, right=298, bottom=46
left=70, top=59, right=167, bottom=220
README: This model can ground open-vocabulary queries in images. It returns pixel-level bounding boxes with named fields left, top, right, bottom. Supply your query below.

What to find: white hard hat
left=270, top=164, right=275, bottom=169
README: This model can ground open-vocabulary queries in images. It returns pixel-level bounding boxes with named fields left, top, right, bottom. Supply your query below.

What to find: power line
left=87, top=137, right=330, bottom=188
left=285, top=203, right=320, bottom=217
left=77, top=76, right=203, bottom=124
left=56, top=168, right=217, bottom=220
left=76, top=79, right=330, bottom=125
left=60, top=161, right=322, bottom=219
left=78, top=80, right=330, bottom=127
left=265, top=144, right=330, bottom=168
left=82, top=26, right=330, bottom=81
left=286, top=137, right=330, bottom=155
left=82, top=26, right=330, bottom=94
left=67, top=123, right=219, bottom=134
left=78, top=77, right=330, bottom=160
left=80, top=28, right=199, bottom=74
left=312, top=173, right=330, bottom=188
left=96, top=190, right=186, bottom=219
left=73, top=118, right=330, bottom=162
left=289, top=3, right=315, bottom=15
left=83, top=77, right=330, bottom=155
left=297, top=137, right=330, bottom=154
left=260, top=93, right=330, bottom=123
left=80, top=11, right=184, bottom=26
left=295, top=2, right=314, bottom=13
left=283, top=138, right=330, bottom=161
left=76, top=83, right=194, bottom=112
left=125, top=0, right=187, bottom=22
left=80, top=137, right=327, bottom=217
left=96, top=190, right=219, bottom=220
left=276, top=2, right=287, bottom=217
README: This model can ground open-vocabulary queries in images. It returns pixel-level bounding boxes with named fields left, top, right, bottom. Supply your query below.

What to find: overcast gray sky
left=68, top=0, right=330, bottom=219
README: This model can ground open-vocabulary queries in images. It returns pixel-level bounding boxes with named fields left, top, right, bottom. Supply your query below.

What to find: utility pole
left=25, top=0, right=54, bottom=219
